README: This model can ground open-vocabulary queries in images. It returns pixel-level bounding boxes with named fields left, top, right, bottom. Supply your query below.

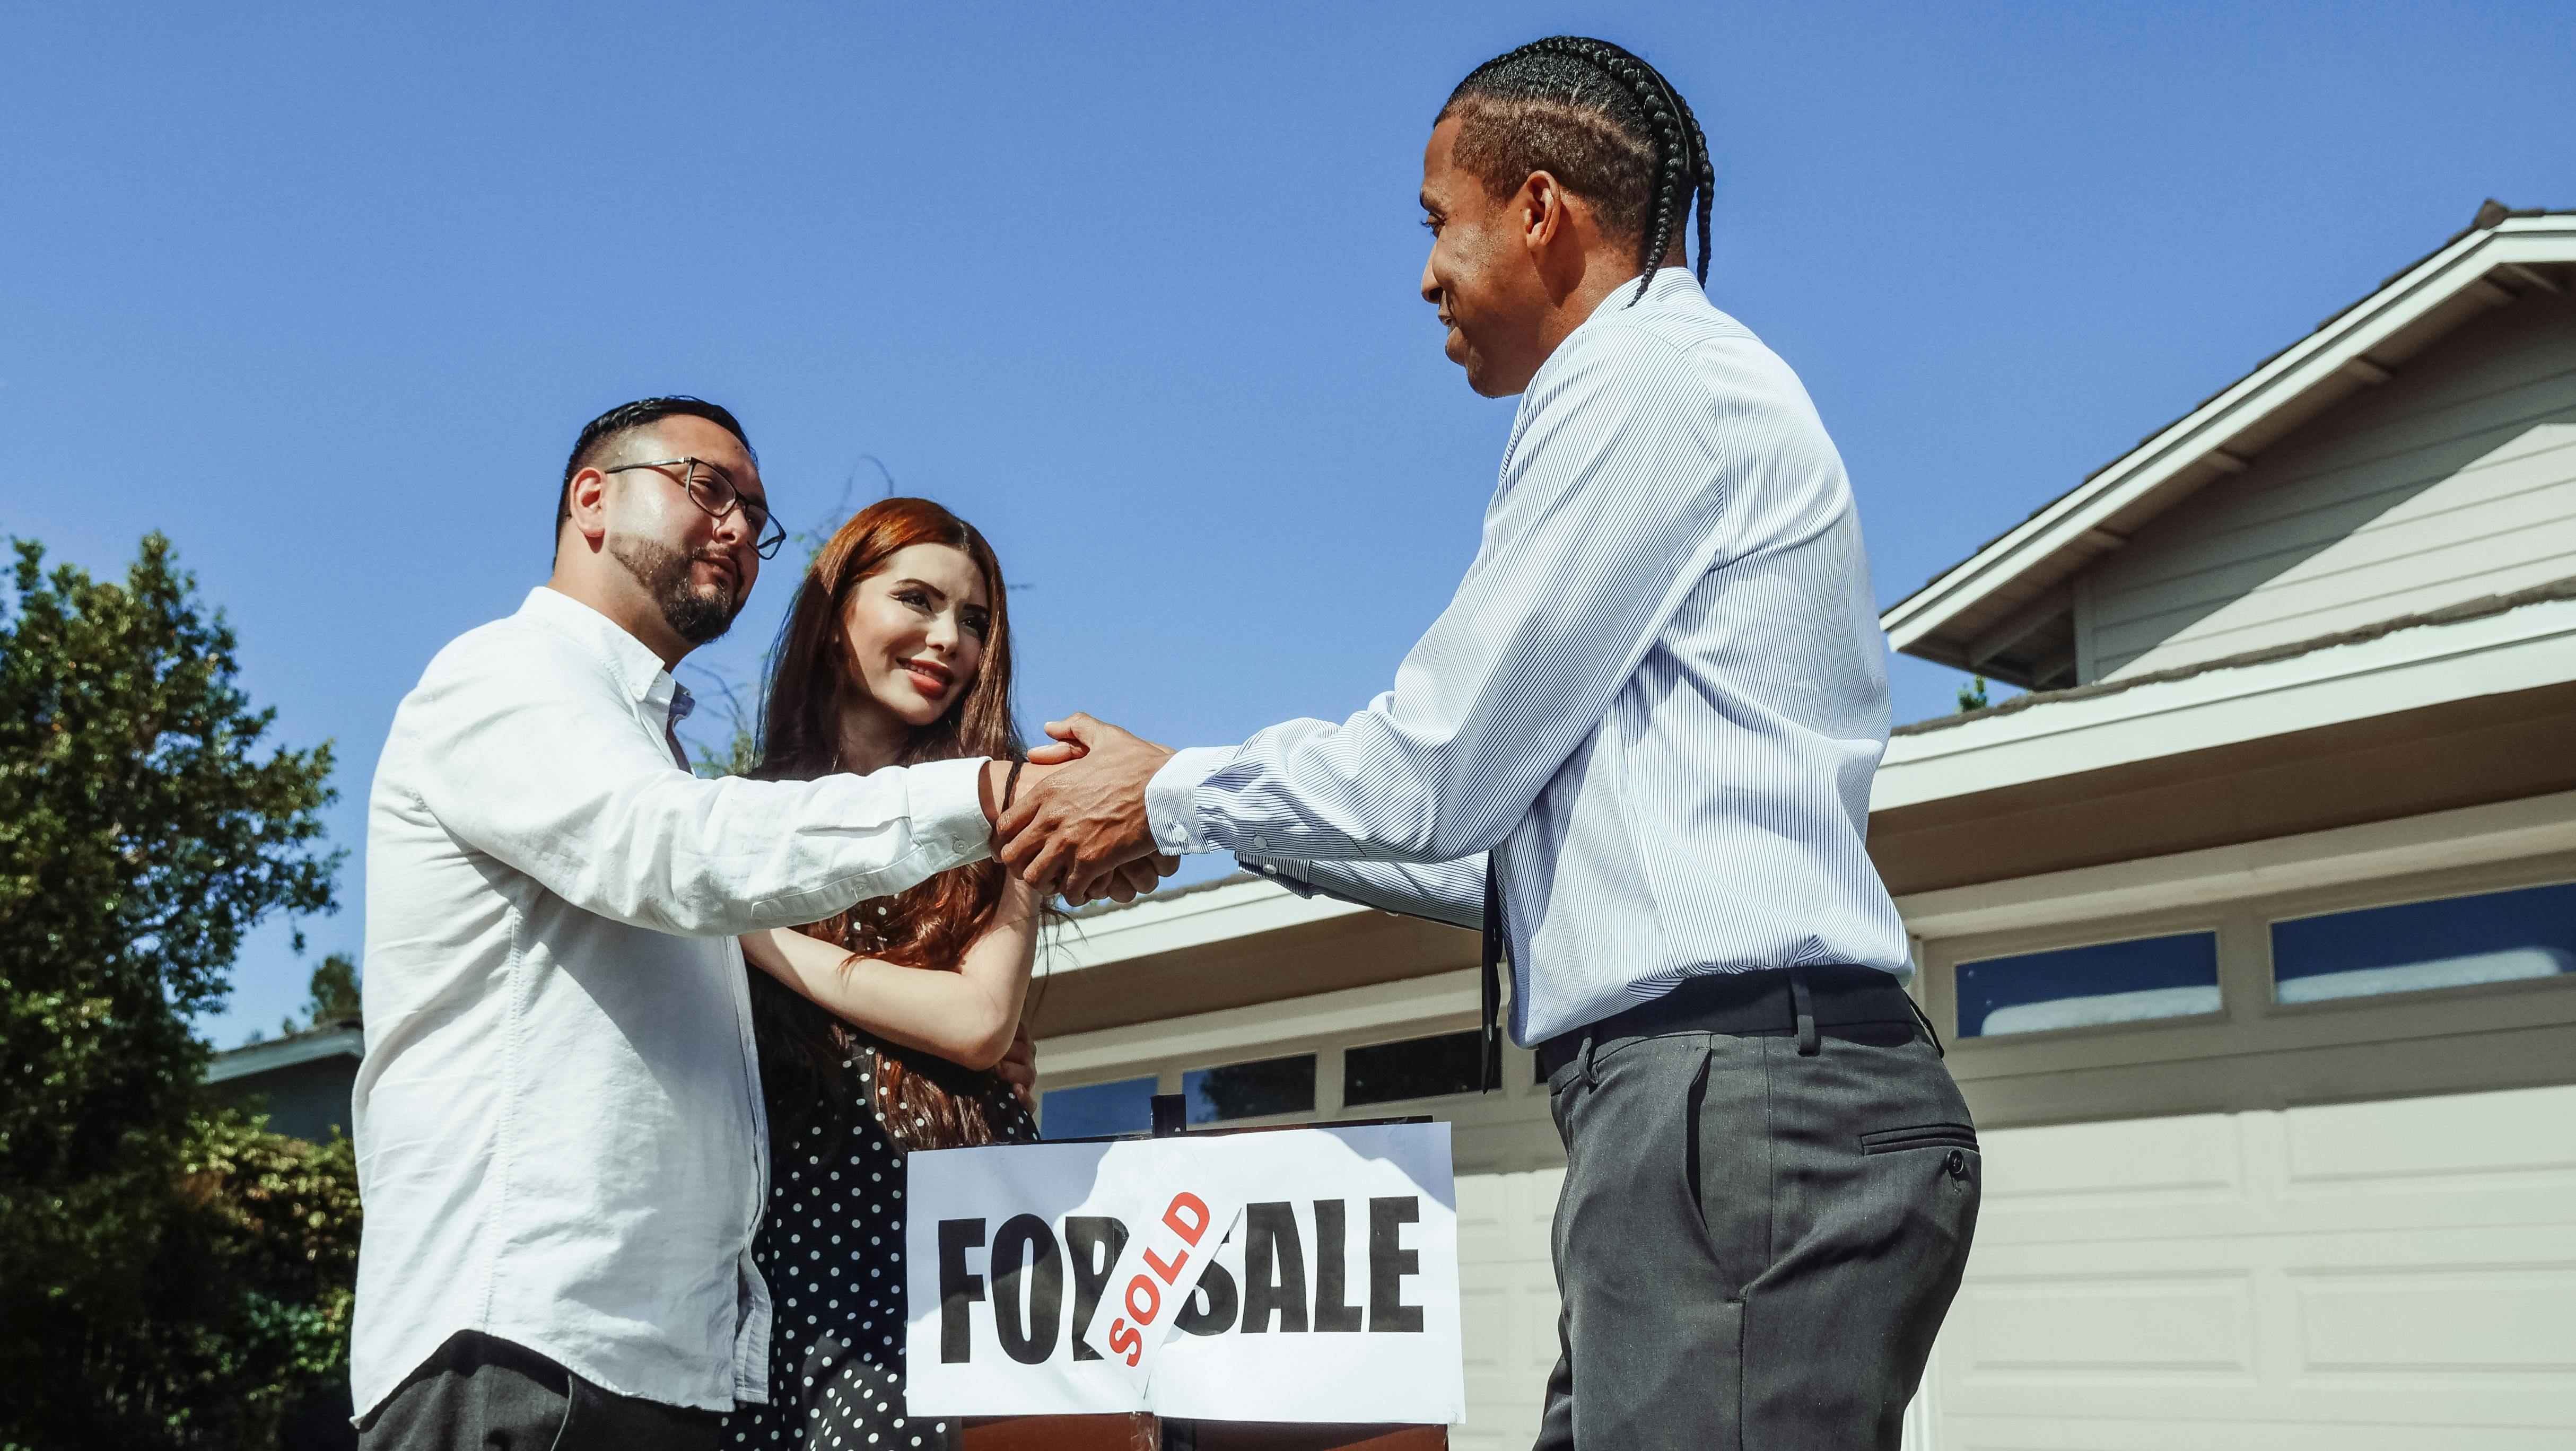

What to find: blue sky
left=4, top=3, right=2570, bottom=1046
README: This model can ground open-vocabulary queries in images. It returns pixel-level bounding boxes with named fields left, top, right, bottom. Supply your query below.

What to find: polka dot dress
left=720, top=1038, right=1038, bottom=1448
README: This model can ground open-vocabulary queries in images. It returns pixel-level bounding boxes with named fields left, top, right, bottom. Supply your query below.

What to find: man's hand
left=996, top=1022, right=1038, bottom=1112
left=984, top=751, right=1174, bottom=904
left=998, top=714, right=1174, bottom=901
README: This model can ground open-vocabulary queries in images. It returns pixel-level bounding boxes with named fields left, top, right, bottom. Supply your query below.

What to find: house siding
left=2083, top=290, right=2576, bottom=680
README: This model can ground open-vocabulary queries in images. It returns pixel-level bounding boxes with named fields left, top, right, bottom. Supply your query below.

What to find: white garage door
left=1454, top=1165, right=1565, bottom=1451
left=1923, top=1081, right=2576, bottom=1447
left=1447, top=1085, right=2576, bottom=1448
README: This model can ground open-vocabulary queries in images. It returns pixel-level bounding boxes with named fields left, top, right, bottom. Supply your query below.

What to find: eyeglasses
left=601, top=457, right=788, bottom=559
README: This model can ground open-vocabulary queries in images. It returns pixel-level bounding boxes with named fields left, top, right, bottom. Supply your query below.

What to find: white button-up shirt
left=352, top=587, right=991, bottom=1417
left=1149, top=268, right=1909, bottom=1044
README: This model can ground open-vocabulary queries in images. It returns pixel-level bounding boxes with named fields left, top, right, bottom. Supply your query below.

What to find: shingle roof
left=1895, top=574, right=2576, bottom=737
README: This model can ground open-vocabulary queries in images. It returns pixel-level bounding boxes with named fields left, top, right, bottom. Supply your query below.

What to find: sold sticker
left=1081, top=1148, right=1244, bottom=1389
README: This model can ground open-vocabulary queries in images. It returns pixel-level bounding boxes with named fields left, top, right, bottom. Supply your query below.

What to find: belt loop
left=1578, top=1029, right=1599, bottom=1089
left=1790, top=967, right=1820, bottom=1056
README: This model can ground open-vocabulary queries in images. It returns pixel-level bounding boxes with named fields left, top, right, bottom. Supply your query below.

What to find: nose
left=923, top=610, right=959, bottom=654
left=706, top=502, right=749, bottom=547
left=1420, top=250, right=1441, bottom=308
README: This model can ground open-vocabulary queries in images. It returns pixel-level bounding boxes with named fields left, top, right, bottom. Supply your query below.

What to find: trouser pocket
left=1857, top=1122, right=1979, bottom=1155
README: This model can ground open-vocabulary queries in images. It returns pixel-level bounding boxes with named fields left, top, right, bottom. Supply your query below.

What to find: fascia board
left=1872, top=596, right=2576, bottom=813
left=2490, top=225, right=2576, bottom=269
left=205, top=1026, right=366, bottom=1082
left=1038, top=875, right=1367, bottom=976
left=1038, top=966, right=1479, bottom=1078
left=1895, top=788, right=2576, bottom=942
left=1882, top=221, right=2576, bottom=650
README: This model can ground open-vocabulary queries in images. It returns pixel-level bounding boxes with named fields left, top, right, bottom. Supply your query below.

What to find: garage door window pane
left=1183, top=1054, right=1315, bottom=1124
left=1040, top=1075, right=1157, bottom=1139
left=1957, top=932, right=2221, bottom=1038
left=1346, top=1029, right=1483, bottom=1106
left=2272, top=881, right=2576, bottom=1004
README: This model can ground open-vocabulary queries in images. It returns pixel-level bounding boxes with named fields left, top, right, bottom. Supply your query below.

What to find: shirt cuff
left=1239, top=856, right=1318, bottom=899
left=1147, top=746, right=1239, bottom=855
left=905, top=756, right=994, bottom=867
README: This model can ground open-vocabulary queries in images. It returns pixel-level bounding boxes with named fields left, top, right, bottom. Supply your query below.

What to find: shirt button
left=1945, top=1148, right=1969, bottom=1179
left=1251, top=835, right=1269, bottom=852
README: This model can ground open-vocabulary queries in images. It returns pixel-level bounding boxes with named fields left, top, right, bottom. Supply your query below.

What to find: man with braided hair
left=1002, top=36, right=1975, bottom=1448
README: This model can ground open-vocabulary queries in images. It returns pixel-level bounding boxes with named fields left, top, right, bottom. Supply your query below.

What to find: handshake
left=979, top=713, right=1184, bottom=906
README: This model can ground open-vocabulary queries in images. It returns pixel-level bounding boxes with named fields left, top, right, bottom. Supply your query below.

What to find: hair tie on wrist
left=1001, top=757, right=1025, bottom=815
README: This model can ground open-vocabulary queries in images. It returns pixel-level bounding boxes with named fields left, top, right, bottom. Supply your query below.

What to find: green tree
left=1, top=535, right=346, bottom=1449
left=689, top=703, right=763, bottom=780
left=294, top=952, right=363, bottom=1033
left=1955, top=674, right=1990, bottom=713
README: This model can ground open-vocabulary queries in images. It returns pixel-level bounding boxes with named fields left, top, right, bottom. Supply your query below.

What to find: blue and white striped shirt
left=1145, top=268, right=1908, bottom=1044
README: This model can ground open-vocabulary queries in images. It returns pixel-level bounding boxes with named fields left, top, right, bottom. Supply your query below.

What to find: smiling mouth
left=902, top=660, right=953, bottom=692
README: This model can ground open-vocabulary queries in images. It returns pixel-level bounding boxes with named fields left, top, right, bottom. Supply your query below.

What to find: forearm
left=442, top=750, right=992, bottom=937
left=1162, top=713, right=1523, bottom=864
left=1241, top=853, right=1485, bottom=930
left=745, top=891, right=1037, bottom=1069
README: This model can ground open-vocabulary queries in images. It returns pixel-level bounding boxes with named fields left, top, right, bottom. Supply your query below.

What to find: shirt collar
left=517, top=586, right=678, bottom=707
left=1579, top=264, right=1702, bottom=326
left=1500, top=267, right=1709, bottom=472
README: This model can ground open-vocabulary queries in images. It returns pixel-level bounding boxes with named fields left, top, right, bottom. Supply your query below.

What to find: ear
left=1516, top=170, right=1569, bottom=258
left=565, top=467, right=613, bottom=552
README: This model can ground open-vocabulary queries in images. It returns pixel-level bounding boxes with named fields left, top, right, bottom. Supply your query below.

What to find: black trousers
left=1534, top=1019, right=1979, bottom=1449
left=357, top=1332, right=724, bottom=1451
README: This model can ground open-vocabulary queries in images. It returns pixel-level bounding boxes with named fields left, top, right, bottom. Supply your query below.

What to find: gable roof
left=1882, top=203, right=2576, bottom=687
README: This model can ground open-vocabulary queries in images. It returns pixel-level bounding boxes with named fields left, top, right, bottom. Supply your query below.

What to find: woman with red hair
left=718, top=497, right=1047, bottom=1449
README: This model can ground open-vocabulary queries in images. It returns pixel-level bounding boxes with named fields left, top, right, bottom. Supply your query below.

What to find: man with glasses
left=348, top=398, right=1110, bottom=1448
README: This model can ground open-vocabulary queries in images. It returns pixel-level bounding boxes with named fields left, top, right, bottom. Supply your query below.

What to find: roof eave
left=206, top=1024, right=365, bottom=1082
left=1880, top=211, right=2576, bottom=663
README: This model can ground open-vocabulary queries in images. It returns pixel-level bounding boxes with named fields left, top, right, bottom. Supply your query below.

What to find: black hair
left=1439, top=36, right=1713, bottom=305
left=556, top=396, right=756, bottom=544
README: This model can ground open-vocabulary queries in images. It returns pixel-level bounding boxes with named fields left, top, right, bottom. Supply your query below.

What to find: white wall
left=2080, top=290, right=2576, bottom=681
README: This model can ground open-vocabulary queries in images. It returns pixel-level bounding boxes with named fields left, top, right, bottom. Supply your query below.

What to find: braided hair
left=1438, top=36, right=1713, bottom=305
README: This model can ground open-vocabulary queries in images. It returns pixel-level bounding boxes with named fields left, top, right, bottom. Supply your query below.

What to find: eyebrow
left=888, top=578, right=990, bottom=610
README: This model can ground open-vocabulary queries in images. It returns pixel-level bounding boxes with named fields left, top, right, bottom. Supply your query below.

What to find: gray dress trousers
left=1533, top=1024, right=1979, bottom=1449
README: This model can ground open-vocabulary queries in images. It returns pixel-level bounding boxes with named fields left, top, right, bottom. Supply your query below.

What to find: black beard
left=608, top=535, right=740, bottom=646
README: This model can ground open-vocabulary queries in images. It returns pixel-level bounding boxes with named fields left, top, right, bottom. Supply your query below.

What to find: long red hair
left=749, top=497, right=1026, bottom=1148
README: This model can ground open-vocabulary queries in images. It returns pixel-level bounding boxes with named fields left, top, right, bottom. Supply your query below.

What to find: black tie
left=1479, top=855, right=1506, bottom=1092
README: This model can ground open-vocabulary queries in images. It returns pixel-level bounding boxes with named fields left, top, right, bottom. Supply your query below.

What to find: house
left=205, top=1021, right=364, bottom=1144
left=1024, top=203, right=2576, bottom=1448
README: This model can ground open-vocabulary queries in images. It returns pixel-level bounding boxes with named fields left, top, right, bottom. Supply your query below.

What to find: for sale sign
left=903, top=1123, right=1462, bottom=1423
